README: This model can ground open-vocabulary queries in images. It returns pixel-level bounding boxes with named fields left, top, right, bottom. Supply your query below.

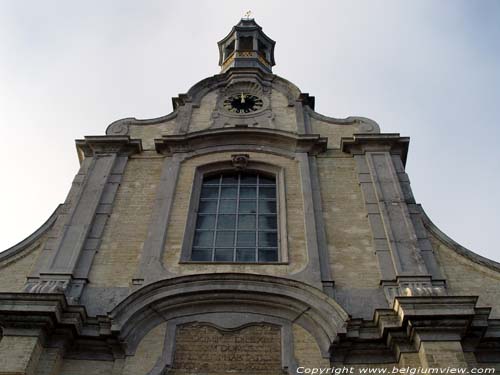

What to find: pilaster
left=394, top=297, right=475, bottom=368
left=0, top=330, right=42, bottom=375
left=418, top=341, right=468, bottom=368
left=133, top=153, right=184, bottom=285
left=25, top=136, right=142, bottom=302
left=341, top=134, right=445, bottom=304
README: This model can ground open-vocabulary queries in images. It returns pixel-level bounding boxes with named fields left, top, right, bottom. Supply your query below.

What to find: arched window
left=191, top=171, right=278, bottom=263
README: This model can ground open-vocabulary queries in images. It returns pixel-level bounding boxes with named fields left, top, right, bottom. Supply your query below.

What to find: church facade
left=1, top=19, right=499, bottom=374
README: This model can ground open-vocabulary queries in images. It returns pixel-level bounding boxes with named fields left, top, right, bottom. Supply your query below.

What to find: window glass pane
left=214, top=248, right=234, bottom=261
left=240, top=187, right=256, bottom=199
left=259, top=187, right=276, bottom=199
left=236, top=248, right=256, bottom=262
left=217, top=215, right=236, bottom=229
left=259, top=200, right=277, bottom=213
left=192, top=171, right=279, bottom=263
left=218, top=199, right=236, bottom=213
left=258, top=232, right=277, bottom=247
left=258, top=215, right=277, bottom=230
left=194, top=231, right=214, bottom=247
left=199, top=200, right=217, bottom=213
left=201, top=186, right=219, bottom=198
left=192, top=248, right=212, bottom=261
left=203, top=175, right=220, bottom=185
left=240, top=173, right=257, bottom=185
left=220, top=187, right=237, bottom=198
left=239, top=200, right=256, bottom=213
left=221, top=173, right=238, bottom=185
left=238, top=215, right=256, bottom=230
left=196, top=215, right=216, bottom=229
left=259, top=175, right=275, bottom=185
left=236, top=231, right=256, bottom=247
left=258, top=248, right=278, bottom=262
left=215, top=231, right=234, bottom=247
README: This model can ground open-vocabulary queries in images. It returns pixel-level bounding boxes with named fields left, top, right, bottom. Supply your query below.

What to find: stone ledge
left=75, top=135, right=142, bottom=160
left=0, top=293, right=122, bottom=360
left=341, top=133, right=409, bottom=165
left=154, top=127, right=327, bottom=156
left=333, top=295, right=499, bottom=364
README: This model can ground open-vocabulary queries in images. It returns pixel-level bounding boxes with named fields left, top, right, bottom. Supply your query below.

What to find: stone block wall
left=0, top=239, right=44, bottom=292
left=317, top=152, right=380, bottom=290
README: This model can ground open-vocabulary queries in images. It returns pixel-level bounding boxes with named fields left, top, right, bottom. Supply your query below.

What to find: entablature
left=154, top=127, right=327, bottom=156
left=76, top=135, right=142, bottom=162
left=341, top=133, right=409, bottom=166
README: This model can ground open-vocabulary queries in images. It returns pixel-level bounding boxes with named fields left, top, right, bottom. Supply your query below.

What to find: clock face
left=223, top=93, right=264, bottom=114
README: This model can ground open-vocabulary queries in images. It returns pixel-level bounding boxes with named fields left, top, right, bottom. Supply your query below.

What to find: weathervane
left=243, top=10, right=253, bottom=19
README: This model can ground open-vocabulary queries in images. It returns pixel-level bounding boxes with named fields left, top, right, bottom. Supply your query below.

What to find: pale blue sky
left=0, top=1, right=499, bottom=262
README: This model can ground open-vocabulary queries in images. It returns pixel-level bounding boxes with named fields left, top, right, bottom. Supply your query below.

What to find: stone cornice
left=155, top=128, right=327, bottom=156
left=341, top=133, right=409, bottom=165
left=75, top=136, right=142, bottom=161
left=333, top=295, right=499, bottom=364
left=0, top=293, right=87, bottom=338
left=1, top=292, right=498, bottom=363
left=0, top=293, right=122, bottom=359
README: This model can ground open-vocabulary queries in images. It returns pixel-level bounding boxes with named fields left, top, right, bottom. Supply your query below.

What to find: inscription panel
left=170, top=323, right=284, bottom=375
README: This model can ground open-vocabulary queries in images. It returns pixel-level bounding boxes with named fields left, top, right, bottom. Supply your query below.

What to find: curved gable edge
left=419, top=204, right=500, bottom=273
left=105, top=111, right=178, bottom=136
left=306, top=107, right=381, bottom=134
left=0, top=205, right=62, bottom=263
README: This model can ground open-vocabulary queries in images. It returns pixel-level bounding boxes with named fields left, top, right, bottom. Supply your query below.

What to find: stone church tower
left=1, top=19, right=499, bottom=374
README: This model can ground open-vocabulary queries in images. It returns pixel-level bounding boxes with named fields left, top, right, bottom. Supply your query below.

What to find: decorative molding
left=155, top=128, right=327, bottom=156
left=341, top=133, right=409, bottom=166
left=110, top=273, right=349, bottom=356
left=0, top=292, right=123, bottom=360
left=76, top=136, right=142, bottom=160
left=333, top=295, right=499, bottom=364
left=27, top=139, right=139, bottom=304
left=306, top=107, right=380, bottom=133
left=0, top=291, right=498, bottom=365
left=348, top=140, right=431, bottom=282
left=210, top=77, right=274, bottom=129
left=101, top=71, right=327, bottom=137
left=308, top=155, right=335, bottom=296
left=382, top=277, right=446, bottom=306
left=177, top=160, right=289, bottom=268
left=231, top=153, right=250, bottom=169
left=105, top=112, right=178, bottom=135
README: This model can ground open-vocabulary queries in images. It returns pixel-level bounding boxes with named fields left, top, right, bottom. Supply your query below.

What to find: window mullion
left=234, top=173, right=241, bottom=261
left=256, top=173, right=260, bottom=262
left=211, top=174, right=222, bottom=261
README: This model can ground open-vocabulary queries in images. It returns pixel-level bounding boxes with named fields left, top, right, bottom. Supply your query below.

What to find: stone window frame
left=180, top=159, right=288, bottom=264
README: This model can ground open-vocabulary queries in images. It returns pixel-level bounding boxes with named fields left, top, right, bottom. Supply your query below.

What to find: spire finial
left=243, top=10, right=253, bottom=20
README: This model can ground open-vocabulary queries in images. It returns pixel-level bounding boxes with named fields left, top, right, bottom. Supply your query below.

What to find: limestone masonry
left=1, top=19, right=499, bottom=374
